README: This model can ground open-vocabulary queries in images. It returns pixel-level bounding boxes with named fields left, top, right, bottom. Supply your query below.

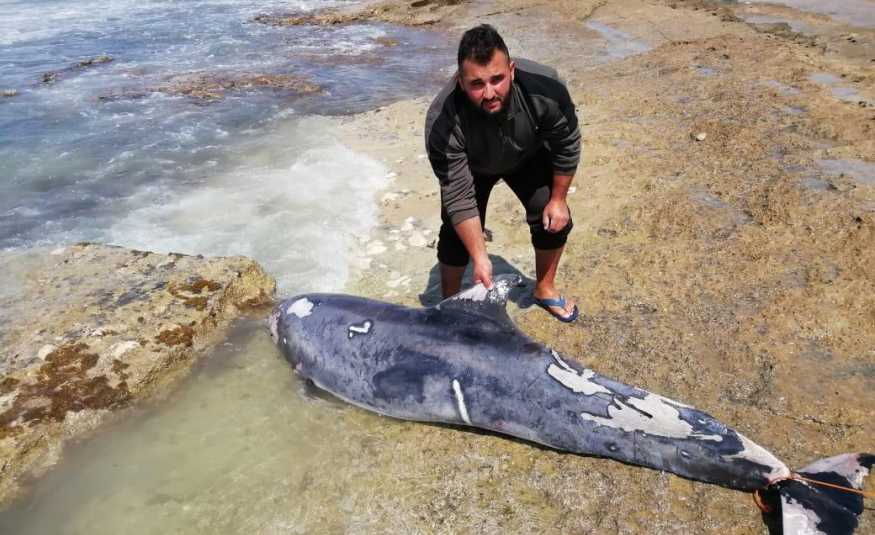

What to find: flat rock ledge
left=0, top=243, right=276, bottom=504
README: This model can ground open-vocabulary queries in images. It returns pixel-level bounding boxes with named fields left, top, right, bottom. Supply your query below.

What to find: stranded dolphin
left=270, top=274, right=872, bottom=534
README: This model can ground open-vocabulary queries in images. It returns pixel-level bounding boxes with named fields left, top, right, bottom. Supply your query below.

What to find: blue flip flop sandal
left=533, top=295, right=579, bottom=323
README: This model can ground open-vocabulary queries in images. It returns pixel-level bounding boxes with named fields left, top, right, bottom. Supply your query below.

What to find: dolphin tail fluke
left=770, top=453, right=874, bottom=535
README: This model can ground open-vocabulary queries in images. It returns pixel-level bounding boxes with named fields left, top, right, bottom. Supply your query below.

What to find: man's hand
left=472, top=256, right=493, bottom=290
left=542, top=198, right=570, bottom=233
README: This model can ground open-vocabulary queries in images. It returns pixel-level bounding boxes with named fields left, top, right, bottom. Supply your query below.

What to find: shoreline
left=329, top=0, right=875, bottom=532
left=0, top=0, right=873, bottom=530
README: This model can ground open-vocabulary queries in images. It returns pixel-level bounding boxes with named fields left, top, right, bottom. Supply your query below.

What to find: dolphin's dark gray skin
left=271, top=275, right=872, bottom=535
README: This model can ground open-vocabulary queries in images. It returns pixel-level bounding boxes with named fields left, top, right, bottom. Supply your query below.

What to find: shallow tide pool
left=0, top=319, right=390, bottom=534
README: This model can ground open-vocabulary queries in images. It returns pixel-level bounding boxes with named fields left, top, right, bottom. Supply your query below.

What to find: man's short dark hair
left=457, top=24, right=509, bottom=68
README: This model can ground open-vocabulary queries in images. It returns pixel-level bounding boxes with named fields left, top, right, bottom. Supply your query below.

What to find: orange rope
left=753, top=489, right=774, bottom=513
left=791, top=474, right=875, bottom=499
left=753, top=472, right=874, bottom=514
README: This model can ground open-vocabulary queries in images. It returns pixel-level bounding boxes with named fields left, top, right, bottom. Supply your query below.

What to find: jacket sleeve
left=536, top=85, right=581, bottom=176
left=425, top=104, right=479, bottom=226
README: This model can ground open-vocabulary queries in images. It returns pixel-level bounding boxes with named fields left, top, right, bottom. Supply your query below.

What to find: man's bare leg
left=533, top=246, right=576, bottom=318
left=440, top=263, right=467, bottom=298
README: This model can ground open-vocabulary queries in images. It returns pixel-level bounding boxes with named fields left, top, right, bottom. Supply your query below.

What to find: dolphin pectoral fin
left=771, top=453, right=874, bottom=535
left=434, top=274, right=523, bottom=325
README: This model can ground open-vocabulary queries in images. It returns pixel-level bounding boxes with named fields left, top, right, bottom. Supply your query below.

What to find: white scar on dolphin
left=547, top=350, right=611, bottom=396
left=452, top=379, right=471, bottom=425
left=348, top=320, right=373, bottom=339
left=547, top=349, right=723, bottom=441
left=287, top=297, right=314, bottom=318
left=577, top=394, right=723, bottom=442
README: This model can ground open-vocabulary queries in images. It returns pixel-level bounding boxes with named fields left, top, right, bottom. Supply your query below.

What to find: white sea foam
left=585, top=21, right=652, bottom=60
left=0, top=0, right=345, bottom=46
left=105, top=115, right=387, bottom=294
left=745, top=0, right=875, bottom=28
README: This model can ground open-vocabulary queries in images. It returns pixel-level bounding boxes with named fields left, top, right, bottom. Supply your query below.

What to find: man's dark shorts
left=437, top=148, right=574, bottom=267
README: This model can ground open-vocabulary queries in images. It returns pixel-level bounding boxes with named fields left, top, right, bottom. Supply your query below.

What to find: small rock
left=568, top=186, right=577, bottom=194
left=386, top=275, right=411, bottom=289
left=37, top=345, right=56, bottom=360
left=408, top=232, right=428, bottom=247
left=1, top=89, right=17, bottom=97
left=366, top=241, right=387, bottom=255
left=110, top=340, right=140, bottom=358
left=381, top=192, right=400, bottom=203
left=78, top=55, right=113, bottom=68
left=692, top=132, right=707, bottom=141
left=374, top=36, right=399, bottom=47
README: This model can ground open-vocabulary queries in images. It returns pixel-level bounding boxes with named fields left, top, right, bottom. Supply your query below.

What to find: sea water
left=0, top=0, right=452, bottom=291
left=0, top=0, right=453, bottom=530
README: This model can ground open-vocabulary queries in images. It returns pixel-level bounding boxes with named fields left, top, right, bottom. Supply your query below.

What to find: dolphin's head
left=271, top=295, right=323, bottom=368
left=271, top=293, right=379, bottom=372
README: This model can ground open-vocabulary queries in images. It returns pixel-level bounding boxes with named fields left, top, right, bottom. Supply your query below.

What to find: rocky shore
left=314, top=0, right=875, bottom=532
left=0, top=243, right=275, bottom=504
left=1, top=0, right=873, bottom=532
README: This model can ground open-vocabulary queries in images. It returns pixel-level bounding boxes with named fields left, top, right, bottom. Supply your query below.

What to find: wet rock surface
left=319, top=0, right=875, bottom=533
left=39, top=55, right=113, bottom=85
left=99, top=72, right=321, bottom=102
left=0, top=243, right=275, bottom=504
left=253, top=0, right=465, bottom=27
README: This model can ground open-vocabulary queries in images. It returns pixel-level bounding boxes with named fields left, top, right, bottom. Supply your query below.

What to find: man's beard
left=473, top=95, right=507, bottom=117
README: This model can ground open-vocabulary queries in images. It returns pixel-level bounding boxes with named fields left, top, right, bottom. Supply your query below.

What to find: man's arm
left=453, top=216, right=492, bottom=288
left=543, top=173, right=573, bottom=233
left=536, top=81, right=580, bottom=234
left=426, top=93, right=493, bottom=285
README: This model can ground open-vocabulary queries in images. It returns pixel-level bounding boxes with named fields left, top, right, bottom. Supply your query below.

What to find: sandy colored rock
left=253, top=0, right=466, bottom=27
left=0, top=243, right=275, bottom=504
left=303, top=0, right=875, bottom=533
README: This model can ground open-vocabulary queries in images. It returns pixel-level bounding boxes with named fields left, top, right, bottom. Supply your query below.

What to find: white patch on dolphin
left=579, top=393, right=724, bottom=442
left=799, top=453, right=870, bottom=487
left=348, top=320, right=373, bottom=339
left=724, top=432, right=790, bottom=481
left=452, top=379, right=471, bottom=425
left=547, top=350, right=611, bottom=396
left=781, top=495, right=826, bottom=535
left=287, top=298, right=314, bottom=318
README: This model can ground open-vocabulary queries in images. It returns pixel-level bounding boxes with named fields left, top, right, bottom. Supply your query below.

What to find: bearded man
left=425, top=24, right=581, bottom=322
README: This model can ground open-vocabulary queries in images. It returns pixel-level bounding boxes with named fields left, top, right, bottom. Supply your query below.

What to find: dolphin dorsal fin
left=434, top=274, right=521, bottom=326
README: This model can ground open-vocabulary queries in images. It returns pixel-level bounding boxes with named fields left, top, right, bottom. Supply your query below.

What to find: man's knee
left=437, top=222, right=470, bottom=267
left=530, top=218, right=573, bottom=250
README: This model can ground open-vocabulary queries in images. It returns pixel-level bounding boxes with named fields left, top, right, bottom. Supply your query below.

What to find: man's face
left=458, top=50, right=515, bottom=115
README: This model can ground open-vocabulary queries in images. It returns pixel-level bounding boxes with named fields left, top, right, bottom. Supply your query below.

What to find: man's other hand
left=542, top=199, right=570, bottom=233
left=473, top=257, right=494, bottom=290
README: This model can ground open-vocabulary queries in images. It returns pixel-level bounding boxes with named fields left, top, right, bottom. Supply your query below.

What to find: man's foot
left=532, top=293, right=579, bottom=323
